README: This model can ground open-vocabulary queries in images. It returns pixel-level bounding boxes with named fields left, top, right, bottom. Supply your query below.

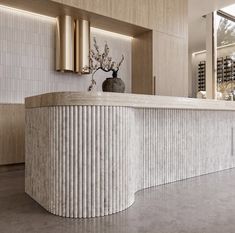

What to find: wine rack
left=198, top=56, right=235, bottom=92
left=217, top=57, right=223, bottom=84
left=198, top=61, right=206, bottom=91
left=224, top=56, right=233, bottom=82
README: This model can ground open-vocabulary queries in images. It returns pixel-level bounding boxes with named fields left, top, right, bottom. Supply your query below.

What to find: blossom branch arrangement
left=88, top=37, right=124, bottom=91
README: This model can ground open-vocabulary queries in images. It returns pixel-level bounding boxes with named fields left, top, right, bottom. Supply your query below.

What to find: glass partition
left=191, top=9, right=235, bottom=100
left=216, top=13, right=235, bottom=100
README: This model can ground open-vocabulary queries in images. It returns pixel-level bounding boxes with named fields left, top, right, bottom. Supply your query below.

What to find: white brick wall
left=0, top=7, right=132, bottom=103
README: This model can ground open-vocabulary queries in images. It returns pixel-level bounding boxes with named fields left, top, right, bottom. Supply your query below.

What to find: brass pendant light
left=56, top=15, right=90, bottom=74
left=75, top=19, right=90, bottom=74
left=56, top=15, right=75, bottom=72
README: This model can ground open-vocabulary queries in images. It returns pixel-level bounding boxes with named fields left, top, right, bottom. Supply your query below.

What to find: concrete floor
left=1, top=170, right=235, bottom=233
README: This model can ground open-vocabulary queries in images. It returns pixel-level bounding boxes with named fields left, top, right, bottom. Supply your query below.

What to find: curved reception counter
left=25, top=92, right=235, bottom=218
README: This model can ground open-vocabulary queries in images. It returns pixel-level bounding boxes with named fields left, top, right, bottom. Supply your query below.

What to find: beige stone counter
left=25, top=92, right=235, bottom=219
left=25, top=92, right=235, bottom=111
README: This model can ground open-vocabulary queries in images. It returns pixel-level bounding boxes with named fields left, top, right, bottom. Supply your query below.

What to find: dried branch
left=88, top=37, right=125, bottom=91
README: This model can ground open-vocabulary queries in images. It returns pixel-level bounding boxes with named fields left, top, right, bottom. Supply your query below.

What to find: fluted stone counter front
left=25, top=92, right=235, bottom=218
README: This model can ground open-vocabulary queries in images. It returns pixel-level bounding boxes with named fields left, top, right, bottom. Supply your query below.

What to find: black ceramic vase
left=102, top=77, right=125, bottom=93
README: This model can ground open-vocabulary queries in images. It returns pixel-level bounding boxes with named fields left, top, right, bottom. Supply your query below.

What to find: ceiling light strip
left=0, top=4, right=56, bottom=21
left=0, top=4, right=133, bottom=39
left=90, top=27, right=133, bottom=40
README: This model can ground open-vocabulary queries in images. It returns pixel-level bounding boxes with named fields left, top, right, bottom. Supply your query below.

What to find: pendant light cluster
left=56, top=15, right=90, bottom=74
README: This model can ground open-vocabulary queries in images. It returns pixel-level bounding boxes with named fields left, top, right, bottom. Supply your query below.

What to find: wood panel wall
left=52, top=0, right=188, bottom=96
left=132, top=31, right=153, bottom=95
left=153, top=31, right=188, bottom=97
left=51, top=0, right=150, bottom=28
left=0, top=104, right=25, bottom=165
left=52, top=0, right=188, bottom=37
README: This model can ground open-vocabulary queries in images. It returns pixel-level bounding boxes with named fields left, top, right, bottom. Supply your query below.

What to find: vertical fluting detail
left=25, top=106, right=235, bottom=218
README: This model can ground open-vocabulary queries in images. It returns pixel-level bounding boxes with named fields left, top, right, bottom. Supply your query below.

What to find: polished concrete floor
left=1, top=169, right=235, bottom=233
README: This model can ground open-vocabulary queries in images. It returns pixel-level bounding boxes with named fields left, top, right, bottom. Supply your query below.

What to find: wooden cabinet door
left=153, top=31, right=188, bottom=97
left=0, top=105, right=25, bottom=165
left=132, top=31, right=153, bottom=95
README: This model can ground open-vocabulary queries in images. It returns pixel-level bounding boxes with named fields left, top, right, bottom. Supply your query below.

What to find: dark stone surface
left=102, top=77, right=125, bottom=93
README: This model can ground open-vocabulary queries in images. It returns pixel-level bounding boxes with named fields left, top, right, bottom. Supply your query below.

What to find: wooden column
left=206, top=12, right=217, bottom=99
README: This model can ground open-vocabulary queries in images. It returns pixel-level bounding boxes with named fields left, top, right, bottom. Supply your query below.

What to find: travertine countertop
left=25, top=92, right=235, bottom=111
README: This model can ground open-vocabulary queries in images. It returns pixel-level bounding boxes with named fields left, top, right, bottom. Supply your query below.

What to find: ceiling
left=188, top=0, right=235, bottom=53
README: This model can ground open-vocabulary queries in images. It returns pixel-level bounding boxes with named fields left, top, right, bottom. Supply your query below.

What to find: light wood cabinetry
left=148, top=0, right=165, bottom=33
left=53, top=0, right=188, bottom=38
left=51, top=0, right=188, bottom=97
left=0, top=104, right=25, bottom=165
left=111, top=0, right=134, bottom=24
left=60, top=0, right=150, bottom=28
left=131, top=0, right=149, bottom=28
left=153, top=31, right=188, bottom=97
left=110, top=0, right=149, bottom=28
left=132, top=31, right=153, bottom=94
left=72, top=0, right=112, bottom=18
left=164, top=0, right=188, bottom=38
left=149, top=0, right=188, bottom=38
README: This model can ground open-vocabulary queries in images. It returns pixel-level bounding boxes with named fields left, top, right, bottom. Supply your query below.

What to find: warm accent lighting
left=192, top=42, right=235, bottom=56
left=75, top=19, right=91, bottom=74
left=0, top=4, right=55, bottom=21
left=90, top=27, right=133, bottom=40
left=56, top=15, right=75, bottom=72
left=0, top=5, right=132, bottom=41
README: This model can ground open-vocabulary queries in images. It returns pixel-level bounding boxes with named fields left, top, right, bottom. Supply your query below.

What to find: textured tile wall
left=0, top=7, right=132, bottom=103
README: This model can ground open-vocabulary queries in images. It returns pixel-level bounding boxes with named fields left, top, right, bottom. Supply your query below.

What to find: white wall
left=0, top=7, right=132, bottom=103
